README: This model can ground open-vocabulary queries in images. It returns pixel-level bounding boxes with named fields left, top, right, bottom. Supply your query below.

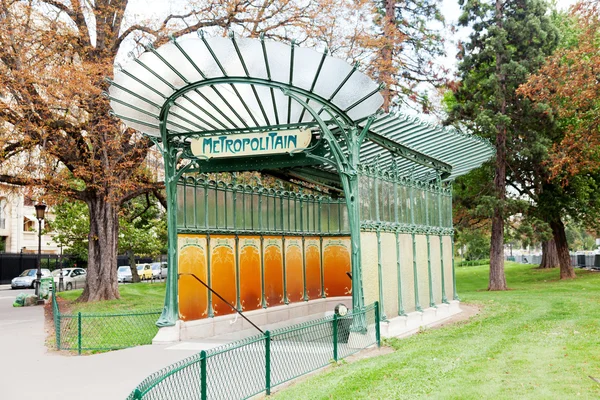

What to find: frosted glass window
left=329, top=203, right=340, bottom=232
left=216, top=190, right=226, bottom=228
left=289, top=199, right=296, bottom=231
left=234, top=190, right=244, bottom=229
left=340, top=203, right=349, bottom=232
left=368, top=176, right=376, bottom=221
left=196, top=186, right=206, bottom=228
left=207, top=188, right=217, bottom=228
left=321, top=201, right=329, bottom=232
left=177, top=185, right=185, bottom=228
left=225, top=191, right=234, bottom=229
left=295, top=199, right=302, bottom=231
left=252, top=194, right=260, bottom=229
left=359, top=175, right=370, bottom=221
left=185, top=185, right=195, bottom=228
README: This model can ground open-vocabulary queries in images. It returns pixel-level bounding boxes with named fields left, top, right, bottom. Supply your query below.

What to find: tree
left=368, top=0, right=446, bottom=111
left=49, top=200, right=89, bottom=261
left=0, top=0, right=357, bottom=301
left=449, top=0, right=560, bottom=289
left=519, top=1, right=600, bottom=179
left=119, top=194, right=166, bottom=283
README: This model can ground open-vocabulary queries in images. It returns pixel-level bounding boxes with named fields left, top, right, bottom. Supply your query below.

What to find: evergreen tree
left=449, top=0, right=560, bottom=289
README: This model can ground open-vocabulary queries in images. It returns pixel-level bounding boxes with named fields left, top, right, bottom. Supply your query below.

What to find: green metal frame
left=156, top=76, right=374, bottom=326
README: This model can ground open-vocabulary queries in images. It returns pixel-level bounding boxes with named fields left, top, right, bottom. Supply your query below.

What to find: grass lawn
left=275, top=262, right=600, bottom=399
left=55, top=283, right=165, bottom=352
left=58, top=282, right=166, bottom=313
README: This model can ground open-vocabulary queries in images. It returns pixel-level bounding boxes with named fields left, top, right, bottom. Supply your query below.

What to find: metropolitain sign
left=190, top=129, right=312, bottom=159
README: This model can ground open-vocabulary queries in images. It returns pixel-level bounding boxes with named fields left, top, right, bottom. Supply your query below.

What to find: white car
left=52, top=268, right=87, bottom=291
left=150, top=262, right=167, bottom=279
left=11, top=269, right=52, bottom=289
left=117, top=266, right=132, bottom=283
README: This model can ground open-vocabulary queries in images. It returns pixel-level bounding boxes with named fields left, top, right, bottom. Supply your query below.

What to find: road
left=0, top=285, right=204, bottom=400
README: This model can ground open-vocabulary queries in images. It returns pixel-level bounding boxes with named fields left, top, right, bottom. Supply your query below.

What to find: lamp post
left=58, top=244, right=64, bottom=292
left=34, top=202, right=46, bottom=300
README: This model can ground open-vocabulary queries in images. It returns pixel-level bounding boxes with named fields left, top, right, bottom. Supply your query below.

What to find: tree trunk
left=539, top=238, right=559, bottom=269
left=550, top=219, right=576, bottom=279
left=489, top=0, right=507, bottom=291
left=128, top=250, right=141, bottom=283
left=78, top=196, right=120, bottom=301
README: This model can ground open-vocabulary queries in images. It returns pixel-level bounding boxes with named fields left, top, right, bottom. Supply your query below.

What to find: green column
left=157, top=144, right=179, bottom=327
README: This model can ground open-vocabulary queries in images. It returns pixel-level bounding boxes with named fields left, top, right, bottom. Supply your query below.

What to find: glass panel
left=235, top=190, right=244, bottom=229
left=225, top=190, right=234, bottom=229
left=196, top=186, right=206, bottom=228
left=207, top=187, right=217, bottom=228
left=320, top=201, right=328, bottom=232
left=289, top=198, right=296, bottom=232
left=216, top=189, right=226, bottom=228
left=448, top=195, right=453, bottom=227
left=340, top=202, right=349, bottom=232
left=368, top=176, right=376, bottom=221
left=359, top=175, right=370, bottom=221
left=185, top=185, right=195, bottom=228
left=329, top=203, right=339, bottom=232
left=260, top=194, right=268, bottom=230
left=274, top=196, right=281, bottom=231
left=296, top=199, right=302, bottom=232
left=177, top=184, right=184, bottom=228
left=251, top=193, right=259, bottom=229
left=282, top=197, right=289, bottom=231
left=244, top=192, right=253, bottom=230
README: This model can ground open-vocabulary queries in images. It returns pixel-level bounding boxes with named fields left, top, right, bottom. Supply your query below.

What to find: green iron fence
left=52, top=284, right=161, bottom=354
left=127, top=302, right=380, bottom=400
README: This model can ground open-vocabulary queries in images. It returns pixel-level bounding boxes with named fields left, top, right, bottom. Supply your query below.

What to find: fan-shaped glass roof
left=107, top=34, right=494, bottom=184
left=108, top=34, right=384, bottom=137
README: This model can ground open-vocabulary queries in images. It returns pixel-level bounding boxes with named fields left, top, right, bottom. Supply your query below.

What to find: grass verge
left=54, top=283, right=165, bottom=352
left=274, top=262, right=600, bottom=399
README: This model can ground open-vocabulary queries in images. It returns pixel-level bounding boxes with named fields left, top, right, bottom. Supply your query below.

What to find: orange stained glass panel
left=178, top=234, right=208, bottom=321
left=263, top=236, right=284, bottom=307
left=239, top=236, right=262, bottom=311
left=285, top=237, right=304, bottom=303
left=305, top=237, right=322, bottom=300
left=210, top=235, right=237, bottom=316
left=323, top=237, right=352, bottom=297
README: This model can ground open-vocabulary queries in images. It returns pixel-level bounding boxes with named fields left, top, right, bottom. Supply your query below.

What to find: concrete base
left=379, top=300, right=462, bottom=338
left=153, top=297, right=352, bottom=344
left=152, top=320, right=182, bottom=344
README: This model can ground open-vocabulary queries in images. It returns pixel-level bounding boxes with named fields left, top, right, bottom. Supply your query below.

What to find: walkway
left=0, top=285, right=218, bottom=400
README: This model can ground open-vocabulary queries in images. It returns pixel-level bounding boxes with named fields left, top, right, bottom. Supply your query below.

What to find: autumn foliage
left=519, top=0, right=600, bottom=180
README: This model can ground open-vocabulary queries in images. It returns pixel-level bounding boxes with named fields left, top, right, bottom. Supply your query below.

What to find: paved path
left=0, top=286, right=208, bottom=400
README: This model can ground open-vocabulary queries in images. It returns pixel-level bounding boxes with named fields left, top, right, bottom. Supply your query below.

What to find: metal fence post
left=200, top=350, right=207, bottom=400
left=265, top=331, right=271, bottom=395
left=333, top=313, right=339, bottom=362
left=133, top=388, right=142, bottom=400
left=77, top=312, right=82, bottom=355
left=374, top=301, right=381, bottom=348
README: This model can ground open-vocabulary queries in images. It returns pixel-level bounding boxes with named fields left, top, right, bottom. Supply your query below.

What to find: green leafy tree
left=449, top=0, right=560, bottom=289
left=119, top=194, right=166, bottom=283
left=50, top=200, right=89, bottom=261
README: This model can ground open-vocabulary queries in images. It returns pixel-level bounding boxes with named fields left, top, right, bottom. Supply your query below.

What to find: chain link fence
left=127, top=302, right=380, bottom=400
left=51, top=283, right=161, bottom=354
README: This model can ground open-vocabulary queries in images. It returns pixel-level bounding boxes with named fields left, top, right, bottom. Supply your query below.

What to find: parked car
left=11, top=269, right=52, bottom=289
left=117, top=266, right=132, bottom=283
left=150, top=262, right=167, bottom=279
left=51, top=268, right=87, bottom=290
left=136, top=264, right=153, bottom=280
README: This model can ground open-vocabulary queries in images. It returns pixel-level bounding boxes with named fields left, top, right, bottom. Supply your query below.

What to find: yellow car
left=136, top=264, right=153, bottom=280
